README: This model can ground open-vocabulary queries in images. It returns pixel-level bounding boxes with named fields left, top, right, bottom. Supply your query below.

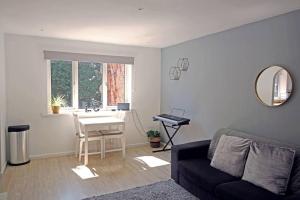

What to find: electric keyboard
left=152, top=113, right=190, bottom=153
left=153, top=114, right=190, bottom=126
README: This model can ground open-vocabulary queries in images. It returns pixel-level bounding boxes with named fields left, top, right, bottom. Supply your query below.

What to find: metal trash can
left=8, top=125, right=30, bottom=165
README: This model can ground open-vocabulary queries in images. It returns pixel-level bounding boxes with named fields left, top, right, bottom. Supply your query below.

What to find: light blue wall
left=161, top=10, right=300, bottom=145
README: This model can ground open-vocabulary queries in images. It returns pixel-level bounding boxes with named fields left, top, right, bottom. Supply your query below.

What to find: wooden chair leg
left=100, top=139, right=104, bottom=159
left=122, top=136, right=126, bottom=158
left=103, top=138, right=106, bottom=159
left=79, top=140, right=83, bottom=162
left=75, top=138, right=79, bottom=157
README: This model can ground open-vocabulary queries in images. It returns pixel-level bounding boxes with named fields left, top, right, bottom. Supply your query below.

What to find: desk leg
left=84, top=127, right=88, bottom=165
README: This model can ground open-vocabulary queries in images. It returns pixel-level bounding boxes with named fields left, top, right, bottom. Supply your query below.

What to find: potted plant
left=51, top=95, right=66, bottom=114
left=146, top=130, right=161, bottom=148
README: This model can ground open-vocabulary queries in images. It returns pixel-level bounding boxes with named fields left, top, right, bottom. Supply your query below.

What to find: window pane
left=51, top=60, right=72, bottom=107
left=107, top=63, right=125, bottom=106
left=78, top=62, right=103, bottom=109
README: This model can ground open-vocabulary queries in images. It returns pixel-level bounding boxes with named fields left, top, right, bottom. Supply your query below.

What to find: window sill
left=41, top=109, right=132, bottom=118
left=40, top=112, right=73, bottom=118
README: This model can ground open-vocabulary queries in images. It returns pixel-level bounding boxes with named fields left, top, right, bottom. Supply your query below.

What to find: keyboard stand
left=153, top=121, right=182, bottom=153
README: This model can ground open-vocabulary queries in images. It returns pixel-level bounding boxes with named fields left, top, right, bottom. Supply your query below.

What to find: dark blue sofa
left=171, top=129, right=300, bottom=200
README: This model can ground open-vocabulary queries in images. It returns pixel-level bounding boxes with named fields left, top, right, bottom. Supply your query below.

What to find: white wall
left=5, top=34, right=161, bottom=157
left=0, top=29, right=6, bottom=172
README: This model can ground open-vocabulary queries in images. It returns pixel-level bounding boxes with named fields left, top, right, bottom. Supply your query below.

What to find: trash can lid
left=8, top=125, right=30, bottom=132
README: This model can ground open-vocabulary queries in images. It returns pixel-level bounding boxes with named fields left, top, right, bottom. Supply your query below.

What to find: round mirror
left=255, top=66, right=293, bottom=106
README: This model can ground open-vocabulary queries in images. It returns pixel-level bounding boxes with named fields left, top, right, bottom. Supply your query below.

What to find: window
left=48, top=60, right=131, bottom=111
left=78, top=62, right=103, bottom=109
left=50, top=60, right=73, bottom=107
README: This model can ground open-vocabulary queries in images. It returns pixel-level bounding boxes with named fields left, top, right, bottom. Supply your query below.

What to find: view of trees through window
left=78, top=62, right=103, bottom=109
left=51, top=60, right=73, bottom=107
left=51, top=60, right=126, bottom=109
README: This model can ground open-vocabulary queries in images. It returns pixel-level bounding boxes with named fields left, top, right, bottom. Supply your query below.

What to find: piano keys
left=153, top=114, right=190, bottom=126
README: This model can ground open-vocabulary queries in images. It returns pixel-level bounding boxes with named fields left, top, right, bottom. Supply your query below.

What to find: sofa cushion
left=211, top=135, right=251, bottom=177
left=215, top=180, right=282, bottom=200
left=208, top=128, right=300, bottom=194
left=208, top=128, right=231, bottom=159
left=242, top=142, right=295, bottom=195
left=289, top=155, right=300, bottom=194
left=178, top=158, right=238, bottom=192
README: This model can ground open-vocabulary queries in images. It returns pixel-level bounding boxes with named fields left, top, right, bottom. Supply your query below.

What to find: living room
left=0, top=1, right=300, bottom=200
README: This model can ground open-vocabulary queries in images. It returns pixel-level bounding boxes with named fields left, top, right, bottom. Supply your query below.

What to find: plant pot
left=52, top=106, right=60, bottom=114
left=150, top=137, right=161, bottom=148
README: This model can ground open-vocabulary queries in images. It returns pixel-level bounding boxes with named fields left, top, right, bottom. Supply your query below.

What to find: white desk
left=79, top=117, right=125, bottom=165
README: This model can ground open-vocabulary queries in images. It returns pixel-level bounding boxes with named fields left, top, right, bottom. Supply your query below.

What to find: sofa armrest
left=285, top=193, right=300, bottom=200
left=171, top=140, right=211, bottom=182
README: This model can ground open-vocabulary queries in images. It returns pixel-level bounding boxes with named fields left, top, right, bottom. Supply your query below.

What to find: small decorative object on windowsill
left=146, top=130, right=161, bottom=148
left=51, top=95, right=66, bottom=114
left=85, top=105, right=92, bottom=112
left=177, top=58, right=189, bottom=71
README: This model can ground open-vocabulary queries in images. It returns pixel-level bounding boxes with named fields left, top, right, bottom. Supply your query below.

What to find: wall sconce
left=177, top=58, right=189, bottom=71
left=169, top=66, right=181, bottom=80
left=169, top=58, right=189, bottom=80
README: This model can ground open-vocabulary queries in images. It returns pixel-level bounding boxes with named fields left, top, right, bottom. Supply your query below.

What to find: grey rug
left=83, top=180, right=199, bottom=200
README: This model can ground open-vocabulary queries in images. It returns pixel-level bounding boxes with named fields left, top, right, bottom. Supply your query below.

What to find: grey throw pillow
left=207, top=128, right=232, bottom=159
left=210, top=135, right=252, bottom=177
left=242, top=142, right=295, bottom=195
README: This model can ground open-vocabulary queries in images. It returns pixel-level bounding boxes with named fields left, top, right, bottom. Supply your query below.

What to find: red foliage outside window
left=107, top=63, right=125, bottom=106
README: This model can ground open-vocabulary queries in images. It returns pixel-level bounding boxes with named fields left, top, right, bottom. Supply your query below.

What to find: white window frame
left=47, top=60, right=132, bottom=113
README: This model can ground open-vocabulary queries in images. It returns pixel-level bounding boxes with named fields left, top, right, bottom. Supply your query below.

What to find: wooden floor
left=0, top=145, right=171, bottom=200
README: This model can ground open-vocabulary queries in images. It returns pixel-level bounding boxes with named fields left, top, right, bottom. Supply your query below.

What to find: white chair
left=73, top=113, right=104, bottom=161
left=101, top=128, right=126, bottom=158
left=101, top=112, right=126, bottom=158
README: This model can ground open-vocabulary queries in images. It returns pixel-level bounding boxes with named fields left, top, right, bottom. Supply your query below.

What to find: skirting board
left=1, top=161, right=7, bottom=174
left=30, top=142, right=149, bottom=159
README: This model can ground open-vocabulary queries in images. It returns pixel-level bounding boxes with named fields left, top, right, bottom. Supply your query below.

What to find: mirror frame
left=255, top=65, right=293, bottom=107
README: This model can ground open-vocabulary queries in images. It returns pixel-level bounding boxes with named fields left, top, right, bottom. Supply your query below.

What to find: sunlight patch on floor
left=0, top=192, right=7, bottom=200
left=134, top=156, right=170, bottom=168
left=72, top=165, right=99, bottom=179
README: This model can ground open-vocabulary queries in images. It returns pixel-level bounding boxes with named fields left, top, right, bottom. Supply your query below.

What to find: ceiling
left=1, top=0, right=300, bottom=48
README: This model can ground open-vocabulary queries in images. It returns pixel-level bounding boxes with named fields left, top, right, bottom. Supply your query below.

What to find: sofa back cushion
left=208, top=128, right=300, bottom=194
left=242, top=142, right=295, bottom=195
left=211, top=135, right=251, bottom=177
